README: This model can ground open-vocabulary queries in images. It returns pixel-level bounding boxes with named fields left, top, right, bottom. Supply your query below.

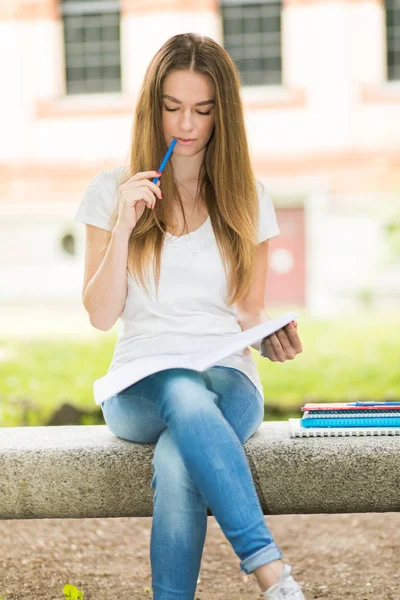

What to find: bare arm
left=80, top=169, right=162, bottom=331
left=237, top=240, right=302, bottom=361
left=82, top=225, right=131, bottom=331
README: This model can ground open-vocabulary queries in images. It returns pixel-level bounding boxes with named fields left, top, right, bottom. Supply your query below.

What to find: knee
left=156, top=369, right=217, bottom=421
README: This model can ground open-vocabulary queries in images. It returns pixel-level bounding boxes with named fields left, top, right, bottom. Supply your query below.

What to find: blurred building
left=0, top=0, right=399, bottom=316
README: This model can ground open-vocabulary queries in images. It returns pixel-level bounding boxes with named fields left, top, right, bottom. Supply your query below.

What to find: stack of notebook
left=289, top=402, right=400, bottom=437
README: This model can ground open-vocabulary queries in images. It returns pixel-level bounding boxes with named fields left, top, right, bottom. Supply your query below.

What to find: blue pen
left=347, top=402, right=400, bottom=406
left=152, top=138, right=178, bottom=184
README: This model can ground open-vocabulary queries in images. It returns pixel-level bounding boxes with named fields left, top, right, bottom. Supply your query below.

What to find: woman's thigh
left=101, top=366, right=264, bottom=445
left=101, top=381, right=167, bottom=443
left=202, top=366, right=265, bottom=444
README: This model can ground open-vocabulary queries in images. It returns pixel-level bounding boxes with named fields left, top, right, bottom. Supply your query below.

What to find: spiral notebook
left=289, top=418, right=400, bottom=437
left=302, top=411, right=400, bottom=418
left=300, top=416, right=400, bottom=428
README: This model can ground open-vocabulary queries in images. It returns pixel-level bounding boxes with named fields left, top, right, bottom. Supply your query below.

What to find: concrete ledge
left=1, top=422, right=399, bottom=519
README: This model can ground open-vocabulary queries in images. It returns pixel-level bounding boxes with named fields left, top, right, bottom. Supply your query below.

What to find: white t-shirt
left=73, top=167, right=280, bottom=405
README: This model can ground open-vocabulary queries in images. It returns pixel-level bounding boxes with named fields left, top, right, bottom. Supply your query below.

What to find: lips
left=178, top=138, right=196, bottom=141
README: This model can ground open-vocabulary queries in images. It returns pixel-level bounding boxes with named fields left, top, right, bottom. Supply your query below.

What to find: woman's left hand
left=260, top=320, right=303, bottom=362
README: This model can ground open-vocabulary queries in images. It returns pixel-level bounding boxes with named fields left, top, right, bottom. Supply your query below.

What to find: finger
left=143, top=179, right=163, bottom=198
left=261, top=338, right=278, bottom=361
left=269, top=347, right=279, bottom=361
left=268, top=348, right=280, bottom=362
left=137, top=186, right=156, bottom=209
left=132, top=171, right=161, bottom=181
left=275, top=328, right=296, bottom=360
left=283, top=324, right=303, bottom=352
left=264, top=333, right=286, bottom=362
left=267, top=346, right=280, bottom=362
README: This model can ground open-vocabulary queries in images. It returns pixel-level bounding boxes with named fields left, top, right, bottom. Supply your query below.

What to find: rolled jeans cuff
left=239, top=542, right=284, bottom=574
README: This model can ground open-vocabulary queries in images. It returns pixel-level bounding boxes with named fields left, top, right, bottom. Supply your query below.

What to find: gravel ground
left=1, top=512, right=399, bottom=600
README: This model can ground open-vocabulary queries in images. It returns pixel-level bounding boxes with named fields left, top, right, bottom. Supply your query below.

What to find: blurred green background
left=0, top=305, right=398, bottom=427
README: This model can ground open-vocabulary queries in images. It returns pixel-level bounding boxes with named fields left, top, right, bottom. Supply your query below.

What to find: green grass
left=255, top=307, right=400, bottom=413
left=0, top=306, right=399, bottom=426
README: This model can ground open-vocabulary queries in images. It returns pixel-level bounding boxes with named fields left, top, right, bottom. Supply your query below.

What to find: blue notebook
left=289, top=419, right=400, bottom=437
left=301, top=416, right=400, bottom=428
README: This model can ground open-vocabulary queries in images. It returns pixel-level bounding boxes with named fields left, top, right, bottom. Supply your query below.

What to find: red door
left=264, top=207, right=305, bottom=306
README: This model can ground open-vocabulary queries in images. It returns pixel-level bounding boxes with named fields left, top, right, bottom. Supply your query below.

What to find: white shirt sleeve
left=73, top=169, right=121, bottom=232
left=256, top=179, right=280, bottom=243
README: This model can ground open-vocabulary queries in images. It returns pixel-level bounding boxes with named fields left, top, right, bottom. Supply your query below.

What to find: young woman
left=74, top=33, right=304, bottom=600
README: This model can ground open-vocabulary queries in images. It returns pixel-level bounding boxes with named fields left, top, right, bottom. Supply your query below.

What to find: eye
left=164, top=106, right=211, bottom=116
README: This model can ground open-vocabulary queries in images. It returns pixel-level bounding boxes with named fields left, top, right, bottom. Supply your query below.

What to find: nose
left=178, top=109, right=195, bottom=132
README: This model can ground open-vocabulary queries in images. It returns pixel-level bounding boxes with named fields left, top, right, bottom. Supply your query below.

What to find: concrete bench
left=1, top=422, right=399, bottom=519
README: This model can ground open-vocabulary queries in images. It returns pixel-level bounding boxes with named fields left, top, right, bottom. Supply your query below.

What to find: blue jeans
left=101, top=366, right=283, bottom=599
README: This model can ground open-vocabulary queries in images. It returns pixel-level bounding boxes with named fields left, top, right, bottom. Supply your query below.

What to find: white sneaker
left=263, top=563, right=306, bottom=599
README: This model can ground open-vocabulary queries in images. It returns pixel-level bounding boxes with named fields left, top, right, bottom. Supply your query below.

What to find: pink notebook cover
left=302, top=402, right=400, bottom=412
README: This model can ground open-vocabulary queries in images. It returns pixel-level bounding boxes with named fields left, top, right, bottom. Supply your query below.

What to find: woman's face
left=161, top=70, right=216, bottom=156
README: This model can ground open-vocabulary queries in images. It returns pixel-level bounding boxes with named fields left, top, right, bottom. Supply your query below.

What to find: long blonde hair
left=106, top=32, right=261, bottom=306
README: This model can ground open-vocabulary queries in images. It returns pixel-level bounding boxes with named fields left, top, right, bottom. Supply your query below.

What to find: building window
left=386, top=0, right=400, bottom=81
left=60, top=0, right=122, bottom=95
left=221, top=0, right=282, bottom=86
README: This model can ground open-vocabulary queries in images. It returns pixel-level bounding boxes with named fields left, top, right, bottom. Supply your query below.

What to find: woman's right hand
left=115, top=170, right=162, bottom=234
